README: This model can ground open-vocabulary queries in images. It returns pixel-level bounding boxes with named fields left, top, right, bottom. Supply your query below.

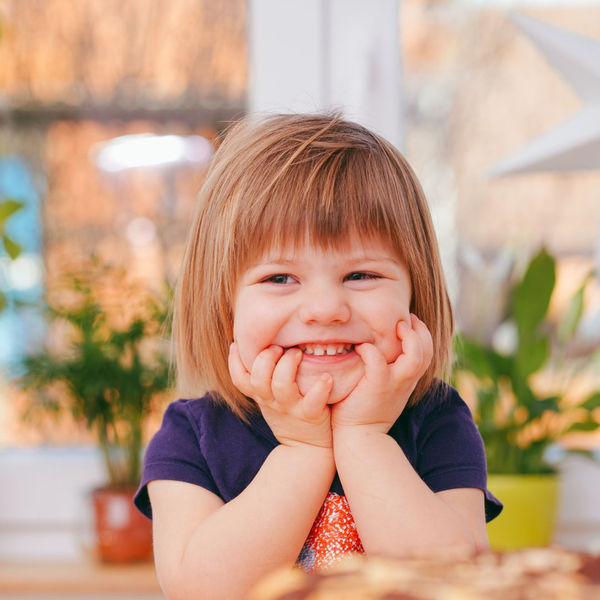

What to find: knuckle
left=249, top=374, right=267, bottom=394
left=271, top=379, right=288, bottom=396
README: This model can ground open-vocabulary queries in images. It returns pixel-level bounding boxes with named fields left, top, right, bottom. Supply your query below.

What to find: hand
left=229, top=343, right=334, bottom=449
left=330, top=314, right=433, bottom=435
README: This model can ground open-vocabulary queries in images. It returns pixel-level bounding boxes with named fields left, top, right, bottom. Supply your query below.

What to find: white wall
left=554, top=453, right=600, bottom=553
left=0, top=448, right=105, bottom=561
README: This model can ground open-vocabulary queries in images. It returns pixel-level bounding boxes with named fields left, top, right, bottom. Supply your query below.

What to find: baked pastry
left=249, top=546, right=600, bottom=600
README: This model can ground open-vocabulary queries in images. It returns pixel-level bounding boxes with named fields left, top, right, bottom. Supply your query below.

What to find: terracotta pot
left=91, top=486, right=153, bottom=563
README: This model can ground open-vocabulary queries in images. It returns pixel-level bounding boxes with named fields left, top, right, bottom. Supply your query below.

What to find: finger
left=271, top=347, right=303, bottom=403
left=410, top=314, right=434, bottom=377
left=391, top=320, right=424, bottom=380
left=228, top=342, right=254, bottom=397
left=250, top=345, right=284, bottom=402
left=302, top=373, right=333, bottom=420
left=354, top=342, right=388, bottom=382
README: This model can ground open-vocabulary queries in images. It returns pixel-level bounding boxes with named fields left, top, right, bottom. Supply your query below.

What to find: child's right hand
left=229, top=343, right=334, bottom=449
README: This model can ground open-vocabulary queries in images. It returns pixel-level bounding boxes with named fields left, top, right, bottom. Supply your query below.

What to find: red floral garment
left=296, top=492, right=365, bottom=573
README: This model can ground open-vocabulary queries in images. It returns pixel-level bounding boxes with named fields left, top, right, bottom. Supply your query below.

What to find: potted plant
left=453, top=247, right=600, bottom=550
left=17, top=255, right=173, bottom=562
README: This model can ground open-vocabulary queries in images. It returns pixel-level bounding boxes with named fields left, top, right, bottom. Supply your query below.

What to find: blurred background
left=0, top=0, right=600, bottom=597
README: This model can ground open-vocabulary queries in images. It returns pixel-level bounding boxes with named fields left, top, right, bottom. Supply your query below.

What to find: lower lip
left=299, top=350, right=358, bottom=365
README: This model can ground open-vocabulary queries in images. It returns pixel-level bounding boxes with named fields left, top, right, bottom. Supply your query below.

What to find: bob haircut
left=174, top=112, right=453, bottom=423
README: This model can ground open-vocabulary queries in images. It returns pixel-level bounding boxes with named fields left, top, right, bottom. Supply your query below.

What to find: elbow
left=434, top=527, right=479, bottom=559
left=163, top=584, right=238, bottom=600
left=161, top=568, right=259, bottom=600
left=404, top=539, right=478, bottom=561
left=366, top=528, right=478, bottom=561
left=158, top=569, right=208, bottom=600
left=158, top=576, right=195, bottom=600
left=474, top=531, right=492, bottom=555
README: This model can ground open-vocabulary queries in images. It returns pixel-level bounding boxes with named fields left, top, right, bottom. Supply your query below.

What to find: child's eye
left=345, top=272, right=380, bottom=281
left=262, top=274, right=295, bottom=284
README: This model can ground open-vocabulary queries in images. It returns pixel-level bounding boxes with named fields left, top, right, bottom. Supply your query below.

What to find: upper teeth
left=297, top=343, right=353, bottom=356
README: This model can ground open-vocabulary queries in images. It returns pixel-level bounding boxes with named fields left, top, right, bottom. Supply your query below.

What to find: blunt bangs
left=227, top=122, right=414, bottom=279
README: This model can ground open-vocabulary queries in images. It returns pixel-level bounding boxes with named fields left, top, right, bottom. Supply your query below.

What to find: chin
left=296, top=370, right=362, bottom=405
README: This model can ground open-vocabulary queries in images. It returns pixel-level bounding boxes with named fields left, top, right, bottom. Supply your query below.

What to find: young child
left=134, top=113, right=503, bottom=600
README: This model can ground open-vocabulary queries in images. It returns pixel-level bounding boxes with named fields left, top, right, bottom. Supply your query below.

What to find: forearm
left=177, top=444, right=335, bottom=600
left=334, top=428, right=475, bottom=559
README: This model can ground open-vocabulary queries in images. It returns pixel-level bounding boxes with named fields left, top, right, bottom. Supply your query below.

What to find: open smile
left=295, top=342, right=354, bottom=356
left=283, top=342, right=359, bottom=365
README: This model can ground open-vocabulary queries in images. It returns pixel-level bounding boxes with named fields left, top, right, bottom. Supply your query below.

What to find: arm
left=333, top=428, right=479, bottom=559
left=150, top=443, right=335, bottom=600
left=149, top=344, right=335, bottom=600
left=331, top=316, right=487, bottom=559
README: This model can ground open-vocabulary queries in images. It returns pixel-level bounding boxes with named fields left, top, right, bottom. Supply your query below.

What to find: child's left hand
left=330, top=314, right=433, bottom=434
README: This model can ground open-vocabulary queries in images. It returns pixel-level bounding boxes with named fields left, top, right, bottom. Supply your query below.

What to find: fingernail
left=400, top=321, right=409, bottom=329
left=321, top=373, right=332, bottom=382
left=229, top=342, right=235, bottom=354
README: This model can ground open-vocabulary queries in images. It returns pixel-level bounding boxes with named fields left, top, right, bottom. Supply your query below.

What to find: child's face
left=233, top=236, right=412, bottom=404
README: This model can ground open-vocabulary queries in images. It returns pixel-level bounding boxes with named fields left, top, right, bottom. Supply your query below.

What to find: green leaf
left=455, top=335, right=512, bottom=380
left=558, top=276, right=590, bottom=345
left=513, top=248, right=555, bottom=338
left=511, top=377, right=536, bottom=410
left=0, top=199, right=24, bottom=225
left=528, top=395, right=560, bottom=419
left=565, top=420, right=599, bottom=433
left=0, top=291, right=6, bottom=312
left=515, top=334, right=549, bottom=378
left=2, top=235, right=21, bottom=260
left=580, top=392, right=600, bottom=412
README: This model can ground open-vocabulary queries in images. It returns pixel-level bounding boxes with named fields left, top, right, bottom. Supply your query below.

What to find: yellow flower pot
left=486, top=474, right=559, bottom=551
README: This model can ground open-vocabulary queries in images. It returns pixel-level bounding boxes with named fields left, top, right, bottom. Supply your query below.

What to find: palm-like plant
left=18, top=256, right=173, bottom=488
left=454, top=248, right=600, bottom=474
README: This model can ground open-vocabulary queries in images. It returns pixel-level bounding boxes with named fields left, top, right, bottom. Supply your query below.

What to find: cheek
left=232, top=320, right=258, bottom=372
left=232, top=303, right=256, bottom=372
left=372, top=307, right=411, bottom=362
left=380, top=333, right=404, bottom=363
left=232, top=303, right=281, bottom=372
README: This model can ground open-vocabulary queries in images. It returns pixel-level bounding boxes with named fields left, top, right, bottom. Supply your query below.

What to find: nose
left=298, top=288, right=351, bottom=325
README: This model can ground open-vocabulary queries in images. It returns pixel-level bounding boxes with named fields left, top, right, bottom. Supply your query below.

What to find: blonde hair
left=174, top=112, right=453, bottom=423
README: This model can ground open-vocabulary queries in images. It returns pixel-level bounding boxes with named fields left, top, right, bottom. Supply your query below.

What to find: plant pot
left=486, top=473, right=559, bottom=551
left=91, top=486, right=153, bottom=563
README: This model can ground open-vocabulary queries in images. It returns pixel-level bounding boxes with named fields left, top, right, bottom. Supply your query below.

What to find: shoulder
left=158, top=393, right=235, bottom=433
left=162, top=393, right=227, bottom=419
left=134, top=393, right=234, bottom=518
left=405, top=380, right=473, bottom=430
left=405, top=380, right=484, bottom=455
left=143, top=393, right=241, bottom=466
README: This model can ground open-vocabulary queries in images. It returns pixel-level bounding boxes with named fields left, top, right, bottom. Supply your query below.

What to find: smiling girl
left=134, top=113, right=503, bottom=600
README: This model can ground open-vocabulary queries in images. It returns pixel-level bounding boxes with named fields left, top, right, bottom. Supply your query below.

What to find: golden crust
left=249, top=547, right=600, bottom=600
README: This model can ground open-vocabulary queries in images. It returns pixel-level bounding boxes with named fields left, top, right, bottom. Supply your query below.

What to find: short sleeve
left=133, top=400, right=220, bottom=520
left=417, top=388, right=503, bottom=523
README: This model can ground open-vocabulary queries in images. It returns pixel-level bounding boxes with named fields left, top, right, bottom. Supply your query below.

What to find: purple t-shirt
left=134, top=384, right=503, bottom=535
